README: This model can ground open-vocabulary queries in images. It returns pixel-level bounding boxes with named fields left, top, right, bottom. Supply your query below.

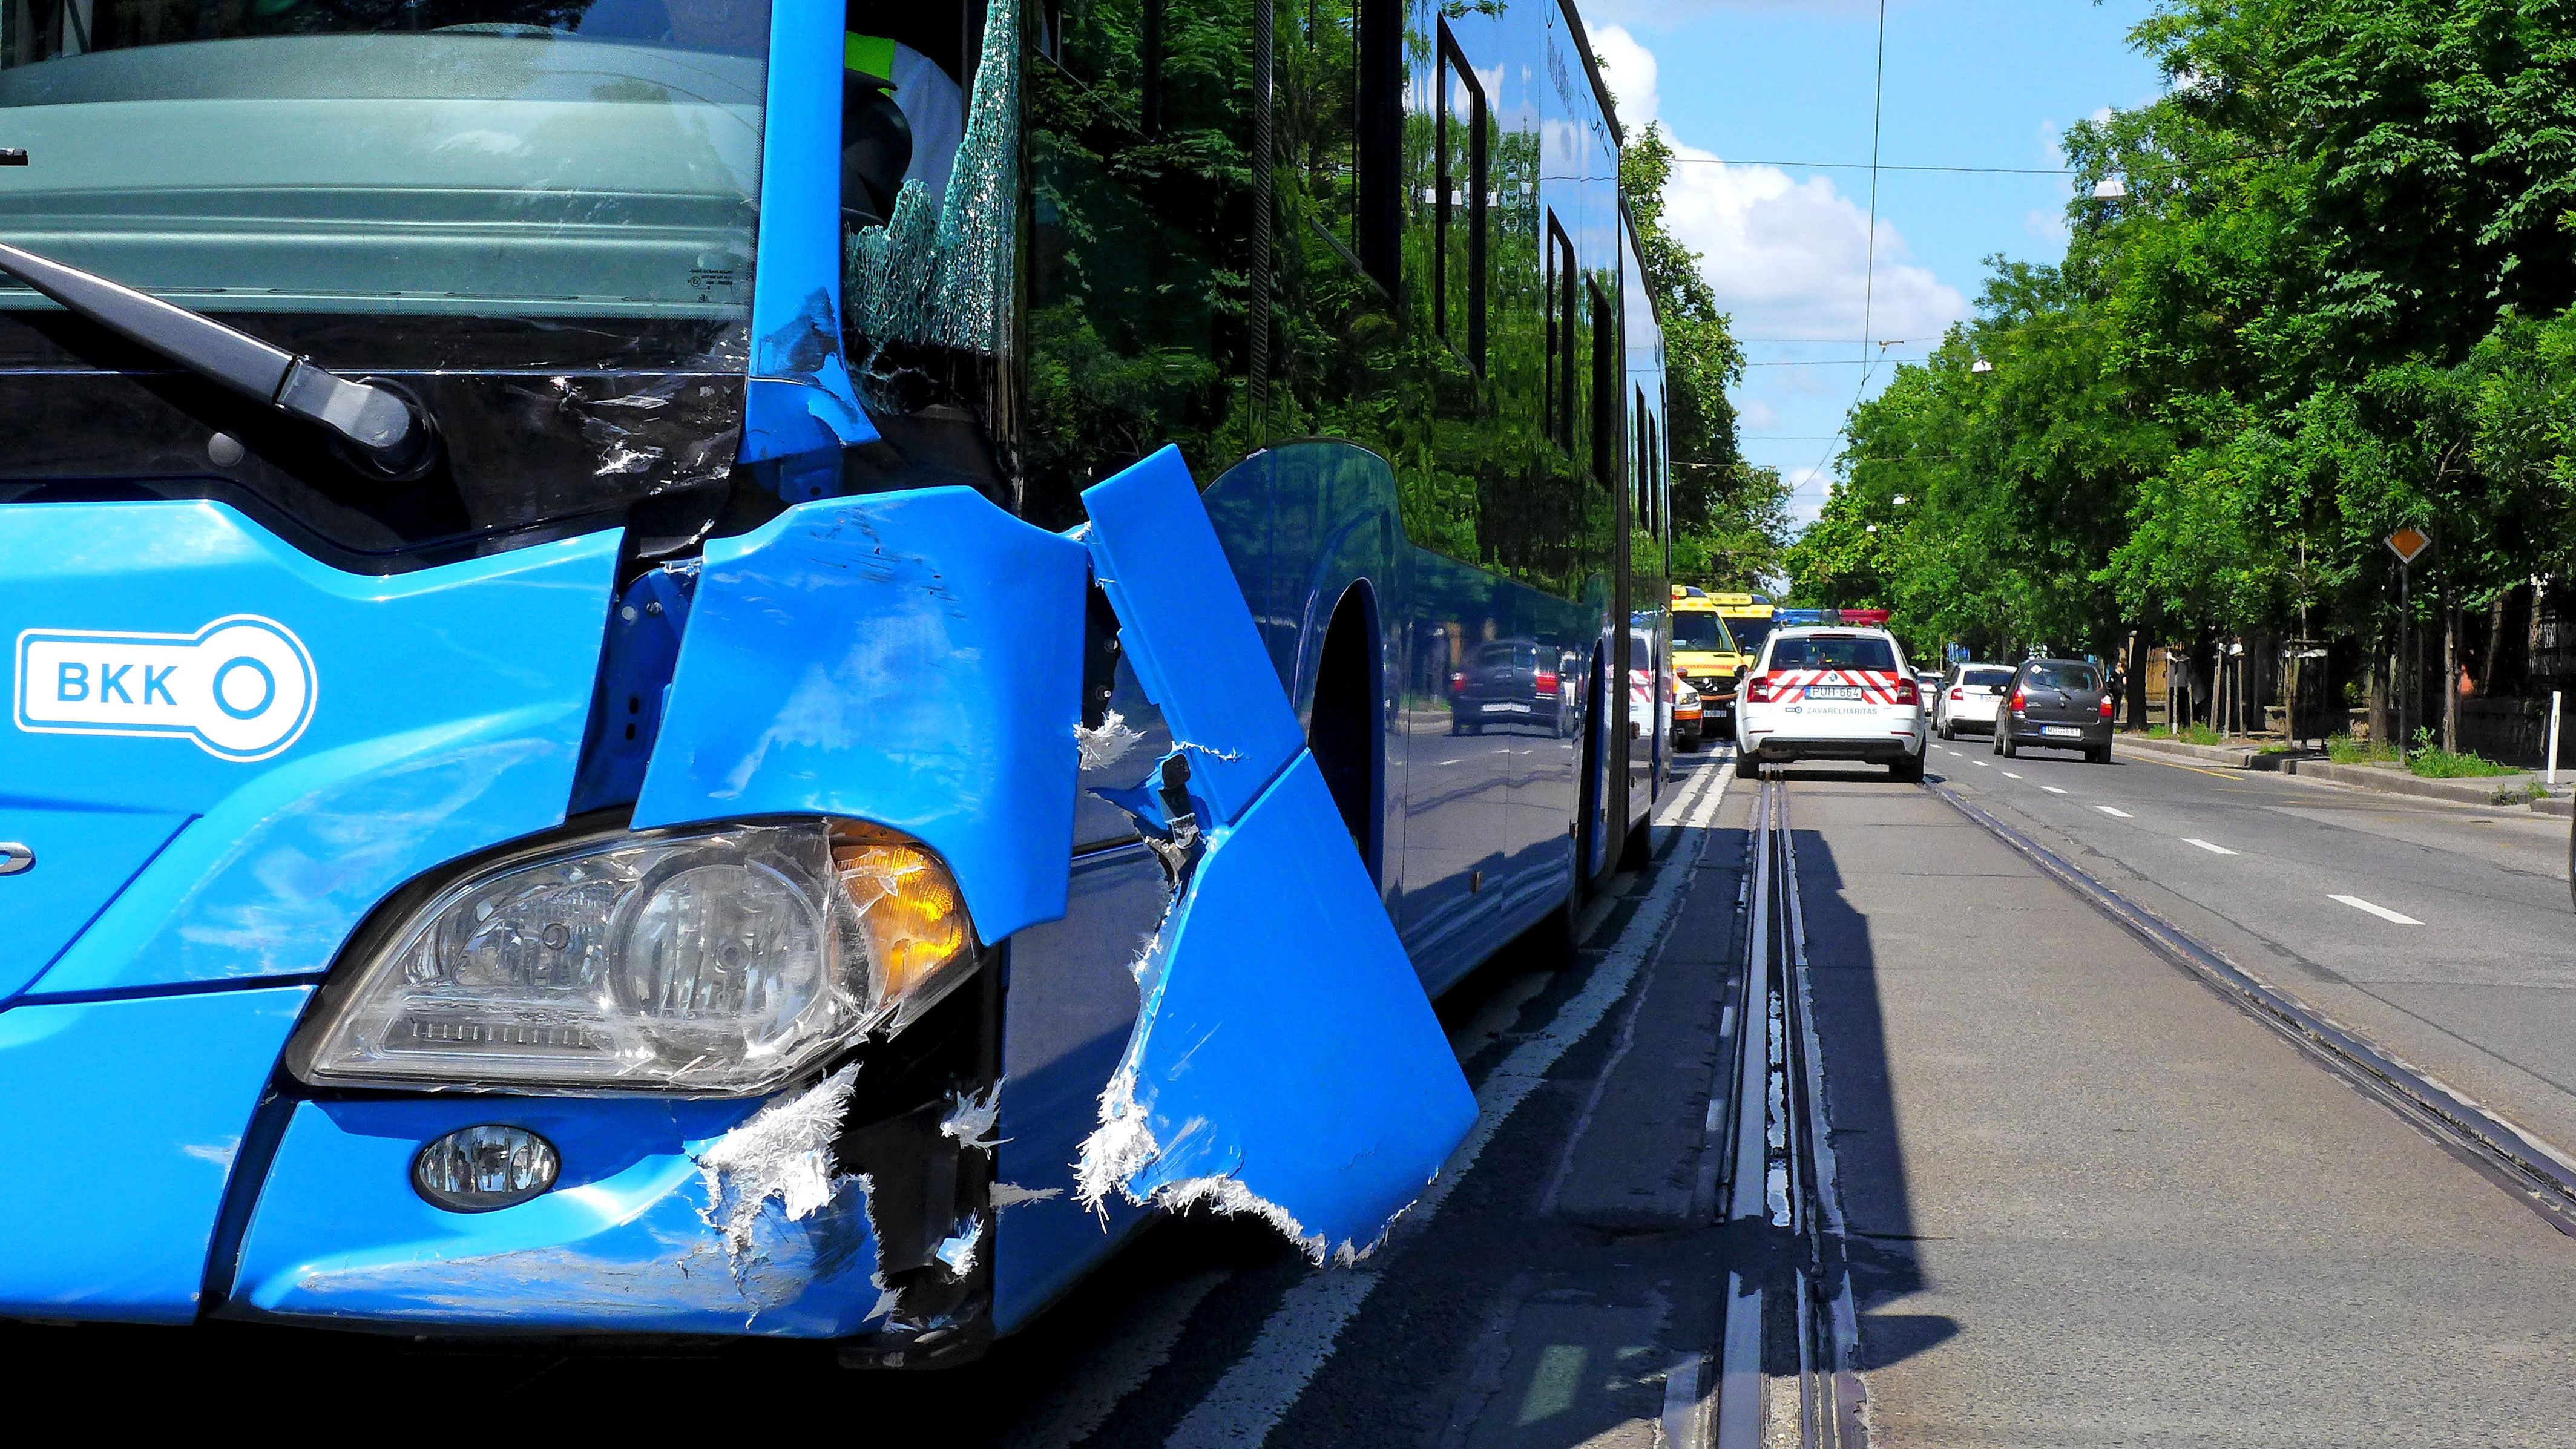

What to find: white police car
left=1732, top=626, right=1927, bottom=781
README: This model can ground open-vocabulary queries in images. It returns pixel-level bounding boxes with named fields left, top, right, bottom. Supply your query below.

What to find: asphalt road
left=1922, top=733, right=2576, bottom=1160
left=1777, top=760, right=2576, bottom=1445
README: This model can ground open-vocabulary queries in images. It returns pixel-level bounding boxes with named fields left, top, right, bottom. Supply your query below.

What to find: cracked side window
left=840, top=0, right=1017, bottom=436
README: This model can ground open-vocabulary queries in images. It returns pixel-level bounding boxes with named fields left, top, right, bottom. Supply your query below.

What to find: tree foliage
left=1787, top=0, right=2576, bottom=666
left=1622, top=122, right=1794, bottom=588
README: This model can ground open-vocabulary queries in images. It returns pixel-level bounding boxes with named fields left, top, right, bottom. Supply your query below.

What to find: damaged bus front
left=0, top=0, right=1488, bottom=1356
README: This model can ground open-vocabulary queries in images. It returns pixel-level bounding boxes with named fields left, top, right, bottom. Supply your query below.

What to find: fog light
left=413, top=1125, right=560, bottom=1212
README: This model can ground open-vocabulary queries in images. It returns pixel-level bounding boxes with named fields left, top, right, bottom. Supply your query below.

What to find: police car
left=1732, top=625, right=1927, bottom=781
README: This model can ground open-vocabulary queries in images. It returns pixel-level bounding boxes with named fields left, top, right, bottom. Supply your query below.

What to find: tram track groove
left=1924, top=776, right=2576, bottom=1240
left=1708, top=774, right=1868, bottom=1449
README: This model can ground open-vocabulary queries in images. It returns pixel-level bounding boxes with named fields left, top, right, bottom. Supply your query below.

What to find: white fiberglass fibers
left=694, top=1063, right=860, bottom=1259
left=1076, top=709, right=1147, bottom=772
left=1074, top=1066, right=1159, bottom=1217
left=942, top=1082, right=1005, bottom=1151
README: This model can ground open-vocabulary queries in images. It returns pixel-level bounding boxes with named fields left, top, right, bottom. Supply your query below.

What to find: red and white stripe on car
left=1743, top=667, right=1920, bottom=706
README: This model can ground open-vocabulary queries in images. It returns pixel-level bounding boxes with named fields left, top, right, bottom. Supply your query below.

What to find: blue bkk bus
left=0, top=0, right=1668, bottom=1359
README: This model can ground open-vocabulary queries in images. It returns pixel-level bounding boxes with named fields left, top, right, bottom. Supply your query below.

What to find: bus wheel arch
left=1305, top=580, right=1384, bottom=887
left=1575, top=643, right=1612, bottom=897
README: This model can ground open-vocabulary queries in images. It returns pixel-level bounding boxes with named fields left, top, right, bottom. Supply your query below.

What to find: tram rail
left=1709, top=769, right=1868, bottom=1449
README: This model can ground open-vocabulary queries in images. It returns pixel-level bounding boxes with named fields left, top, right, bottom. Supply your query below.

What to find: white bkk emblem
left=15, top=615, right=317, bottom=761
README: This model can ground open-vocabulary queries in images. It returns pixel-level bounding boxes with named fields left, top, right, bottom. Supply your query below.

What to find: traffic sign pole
left=2385, top=527, right=2431, bottom=764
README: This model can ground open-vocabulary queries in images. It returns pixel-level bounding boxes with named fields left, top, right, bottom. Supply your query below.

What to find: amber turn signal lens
left=830, top=826, right=974, bottom=1008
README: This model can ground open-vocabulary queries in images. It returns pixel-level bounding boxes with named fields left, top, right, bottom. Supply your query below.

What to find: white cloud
left=2025, top=205, right=2069, bottom=245
left=1782, top=462, right=1838, bottom=529
left=1657, top=139, right=1969, bottom=343
left=1590, top=24, right=1659, bottom=132
left=1737, top=398, right=1780, bottom=430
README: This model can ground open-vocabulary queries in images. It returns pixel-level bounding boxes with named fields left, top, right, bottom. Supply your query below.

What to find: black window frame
left=1545, top=215, right=1577, bottom=450
left=1354, top=0, right=1402, bottom=290
left=1434, top=24, right=1488, bottom=368
left=1588, top=278, right=1616, bottom=490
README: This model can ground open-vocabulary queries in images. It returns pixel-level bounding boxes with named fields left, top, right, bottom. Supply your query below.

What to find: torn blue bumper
left=227, top=1095, right=889, bottom=1336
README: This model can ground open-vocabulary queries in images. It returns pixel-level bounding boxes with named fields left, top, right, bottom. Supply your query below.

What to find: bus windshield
left=1673, top=612, right=1736, bottom=653
left=0, top=0, right=768, bottom=325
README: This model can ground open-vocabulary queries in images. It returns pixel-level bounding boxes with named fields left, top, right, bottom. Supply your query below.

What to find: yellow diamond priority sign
left=2385, top=525, right=2431, bottom=565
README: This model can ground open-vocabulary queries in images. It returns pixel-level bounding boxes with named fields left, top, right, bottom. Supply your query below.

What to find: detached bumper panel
left=229, top=1094, right=890, bottom=1336
left=0, top=984, right=309, bottom=1323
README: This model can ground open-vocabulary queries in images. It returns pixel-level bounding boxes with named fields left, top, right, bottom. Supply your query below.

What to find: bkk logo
left=14, top=616, right=317, bottom=761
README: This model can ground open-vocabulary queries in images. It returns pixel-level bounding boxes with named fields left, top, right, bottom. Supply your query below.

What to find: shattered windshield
left=840, top=0, right=1014, bottom=426
left=0, top=0, right=767, bottom=323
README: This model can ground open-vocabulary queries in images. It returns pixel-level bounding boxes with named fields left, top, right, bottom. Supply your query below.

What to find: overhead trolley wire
left=1790, top=0, right=1890, bottom=507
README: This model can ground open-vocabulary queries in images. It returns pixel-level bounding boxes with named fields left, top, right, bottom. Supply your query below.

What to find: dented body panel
left=633, top=487, right=1087, bottom=944
left=1071, top=449, right=1477, bottom=1259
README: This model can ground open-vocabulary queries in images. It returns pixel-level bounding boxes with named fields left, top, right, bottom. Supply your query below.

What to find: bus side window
left=1017, top=0, right=1257, bottom=528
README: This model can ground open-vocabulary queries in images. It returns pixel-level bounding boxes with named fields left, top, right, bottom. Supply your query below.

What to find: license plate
left=2041, top=725, right=2081, bottom=737
left=1805, top=685, right=1861, bottom=701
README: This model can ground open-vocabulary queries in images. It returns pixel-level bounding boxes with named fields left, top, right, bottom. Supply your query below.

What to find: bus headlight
left=286, top=821, right=976, bottom=1094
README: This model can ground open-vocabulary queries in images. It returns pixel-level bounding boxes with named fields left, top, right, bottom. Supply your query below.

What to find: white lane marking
left=2095, top=806, right=2133, bottom=818
left=2181, top=838, right=2237, bottom=855
left=1165, top=748, right=1733, bottom=1448
left=2331, top=893, right=2423, bottom=926
left=1972, top=760, right=1990, bottom=768
left=2002, top=771, right=2023, bottom=780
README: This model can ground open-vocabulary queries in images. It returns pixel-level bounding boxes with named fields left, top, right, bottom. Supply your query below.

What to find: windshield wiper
left=0, top=241, right=433, bottom=475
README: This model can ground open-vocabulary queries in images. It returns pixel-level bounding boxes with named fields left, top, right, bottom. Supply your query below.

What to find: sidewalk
left=2115, top=735, right=2569, bottom=812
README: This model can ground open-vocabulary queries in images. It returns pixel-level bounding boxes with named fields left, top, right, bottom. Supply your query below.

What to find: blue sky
left=1580, top=0, right=2167, bottom=536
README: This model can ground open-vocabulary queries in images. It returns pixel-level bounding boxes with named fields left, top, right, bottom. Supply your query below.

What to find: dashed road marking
left=2096, top=806, right=2133, bottom=818
left=1972, top=760, right=1990, bottom=768
left=2039, top=785, right=2067, bottom=795
left=2331, top=893, right=2423, bottom=926
left=2002, top=771, right=2022, bottom=779
left=2181, top=838, right=2237, bottom=855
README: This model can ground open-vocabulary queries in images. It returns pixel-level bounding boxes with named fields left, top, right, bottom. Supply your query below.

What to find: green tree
left=1621, top=122, right=1790, bottom=588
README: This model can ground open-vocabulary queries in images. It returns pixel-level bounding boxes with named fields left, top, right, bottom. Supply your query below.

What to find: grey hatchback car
left=1993, top=657, right=2114, bottom=763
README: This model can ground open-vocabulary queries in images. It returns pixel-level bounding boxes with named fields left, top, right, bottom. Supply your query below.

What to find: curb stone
left=2117, top=735, right=2570, bottom=812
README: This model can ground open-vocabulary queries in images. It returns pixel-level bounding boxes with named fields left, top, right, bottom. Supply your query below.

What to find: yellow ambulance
left=1672, top=587, right=1761, bottom=728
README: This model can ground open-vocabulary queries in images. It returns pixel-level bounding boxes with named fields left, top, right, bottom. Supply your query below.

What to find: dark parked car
left=1993, top=657, right=2114, bottom=763
left=1450, top=637, right=1568, bottom=735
